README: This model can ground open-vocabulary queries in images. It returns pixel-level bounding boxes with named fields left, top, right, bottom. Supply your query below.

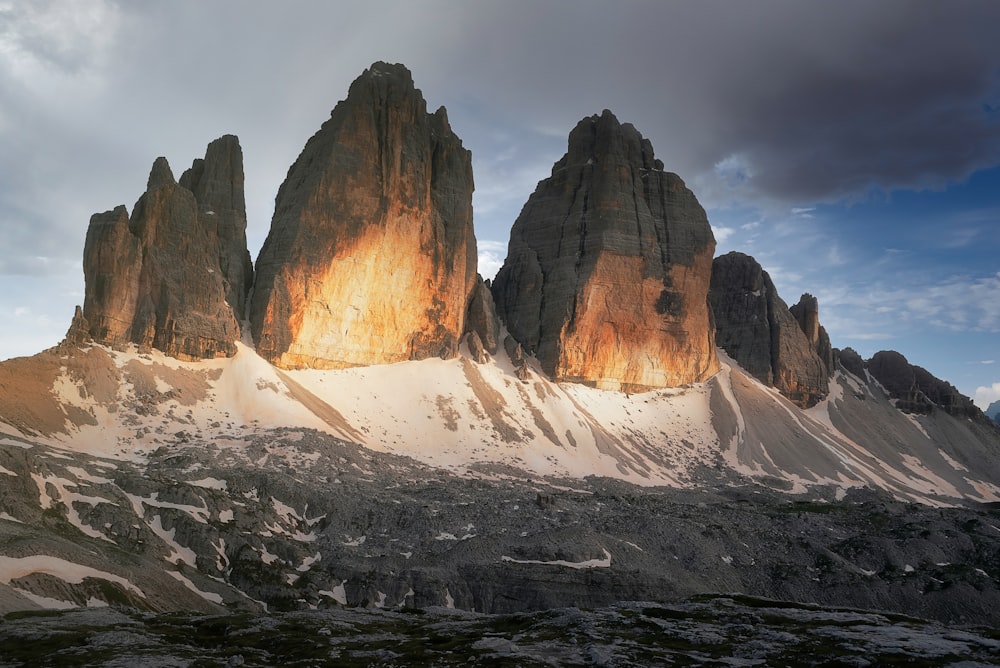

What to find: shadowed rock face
left=82, top=137, right=247, bottom=360
left=179, top=135, right=253, bottom=321
left=250, top=62, right=477, bottom=369
left=868, top=350, right=985, bottom=420
left=465, top=275, right=501, bottom=356
left=790, top=293, right=834, bottom=377
left=491, top=110, right=718, bottom=392
left=709, top=252, right=829, bottom=408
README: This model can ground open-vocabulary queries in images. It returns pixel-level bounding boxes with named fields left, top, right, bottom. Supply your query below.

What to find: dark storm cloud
left=1, top=0, right=999, bottom=359
left=430, top=0, right=1000, bottom=206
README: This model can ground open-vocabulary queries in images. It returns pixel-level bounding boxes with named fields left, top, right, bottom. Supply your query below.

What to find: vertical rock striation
left=491, top=110, right=718, bottom=392
left=790, top=293, right=834, bottom=378
left=249, top=62, right=477, bottom=369
left=465, top=275, right=502, bottom=357
left=709, top=251, right=829, bottom=408
left=179, top=135, right=254, bottom=321
left=81, top=137, right=247, bottom=360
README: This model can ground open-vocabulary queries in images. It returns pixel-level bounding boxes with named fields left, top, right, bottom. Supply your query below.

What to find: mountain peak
left=80, top=138, right=246, bottom=360
left=492, top=112, right=718, bottom=392
left=249, top=62, right=476, bottom=369
left=146, top=156, right=175, bottom=190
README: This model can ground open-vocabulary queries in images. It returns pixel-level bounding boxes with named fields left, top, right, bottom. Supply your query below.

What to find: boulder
left=250, top=62, right=477, bottom=369
left=465, top=330, right=487, bottom=364
left=491, top=110, right=718, bottom=392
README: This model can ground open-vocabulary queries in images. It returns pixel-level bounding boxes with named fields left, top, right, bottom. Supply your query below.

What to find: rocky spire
left=491, top=110, right=719, bottom=392
left=80, top=137, right=247, bottom=360
left=249, top=62, right=477, bottom=369
left=709, top=251, right=829, bottom=408
left=790, top=293, right=835, bottom=377
left=179, top=134, right=253, bottom=321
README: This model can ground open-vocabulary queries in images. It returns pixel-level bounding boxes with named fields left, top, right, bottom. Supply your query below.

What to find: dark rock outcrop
left=836, top=347, right=866, bottom=380
left=790, top=293, right=834, bottom=377
left=868, top=350, right=984, bottom=420
left=250, top=62, right=477, bottom=369
left=465, top=275, right=501, bottom=356
left=81, top=139, right=247, bottom=360
left=491, top=110, right=718, bottom=392
left=178, top=135, right=253, bottom=321
left=63, top=306, right=91, bottom=347
left=709, top=252, right=829, bottom=408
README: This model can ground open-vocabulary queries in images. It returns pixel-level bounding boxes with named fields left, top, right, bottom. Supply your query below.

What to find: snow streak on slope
left=710, top=352, right=1000, bottom=504
left=287, top=344, right=720, bottom=485
left=4, top=340, right=1000, bottom=503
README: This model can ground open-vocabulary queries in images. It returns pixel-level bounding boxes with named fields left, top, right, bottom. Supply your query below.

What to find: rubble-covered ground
left=2, top=595, right=999, bottom=667
left=3, top=427, right=1000, bottom=630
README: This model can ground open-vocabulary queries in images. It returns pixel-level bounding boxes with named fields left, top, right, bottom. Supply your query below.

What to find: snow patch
left=167, top=570, right=224, bottom=604
left=189, top=477, right=227, bottom=490
left=501, top=548, right=612, bottom=569
left=0, top=554, right=144, bottom=598
left=320, top=582, right=348, bottom=605
left=149, top=515, right=198, bottom=566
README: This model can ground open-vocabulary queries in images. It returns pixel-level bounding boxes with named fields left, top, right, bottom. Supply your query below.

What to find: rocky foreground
left=3, top=417, right=1000, bottom=626
left=2, top=595, right=998, bottom=667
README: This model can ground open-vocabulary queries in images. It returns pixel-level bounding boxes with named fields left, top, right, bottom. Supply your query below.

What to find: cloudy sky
left=2, top=1, right=999, bottom=408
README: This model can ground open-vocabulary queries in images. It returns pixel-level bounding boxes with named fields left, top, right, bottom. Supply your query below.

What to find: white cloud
left=974, top=383, right=1000, bottom=410
left=713, top=153, right=753, bottom=187
left=0, top=0, right=122, bottom=81
left=477, top=240, right=507, bottom=282
left=712, top=225, right=734, bottom=244
left=842, top=332, right=894, bottom=341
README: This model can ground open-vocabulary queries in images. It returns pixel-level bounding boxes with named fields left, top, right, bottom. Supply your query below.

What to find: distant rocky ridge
left=864, top=349, right=986, bottom=421
left=492, top=110, right=719, bottom=392
left=80, top=136, right=248, bottom=360
left=988, top=400, right=1000, bottom=424
left=709, top=252, right=831, bottom=408
left=249, top=62, right=477, bottom=369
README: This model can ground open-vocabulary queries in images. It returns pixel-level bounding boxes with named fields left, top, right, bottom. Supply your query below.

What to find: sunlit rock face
left=82, top=137, right=247, bottom=360
left=249, top=62, right=477, bottom=369
left=709, top=251, right=829, bottom=408
left=491, top=110, right=718, bottom=392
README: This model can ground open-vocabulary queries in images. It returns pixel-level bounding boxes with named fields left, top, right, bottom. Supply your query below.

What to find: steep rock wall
left=492, top=110, right=718, bottom=392
left=249, top=62, right=477, bottom=369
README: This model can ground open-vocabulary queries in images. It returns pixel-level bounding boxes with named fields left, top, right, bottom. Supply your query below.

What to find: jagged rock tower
left=81, top=135, right=248, bottom=360
left=491, top=110, right=719, bottom=392
left=250, top=62, right=477, bottom=369
left=709, top=251, right=830, bottom=408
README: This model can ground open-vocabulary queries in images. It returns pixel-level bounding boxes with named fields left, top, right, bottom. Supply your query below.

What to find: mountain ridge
left=1, top=61, right=998, bottom=625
